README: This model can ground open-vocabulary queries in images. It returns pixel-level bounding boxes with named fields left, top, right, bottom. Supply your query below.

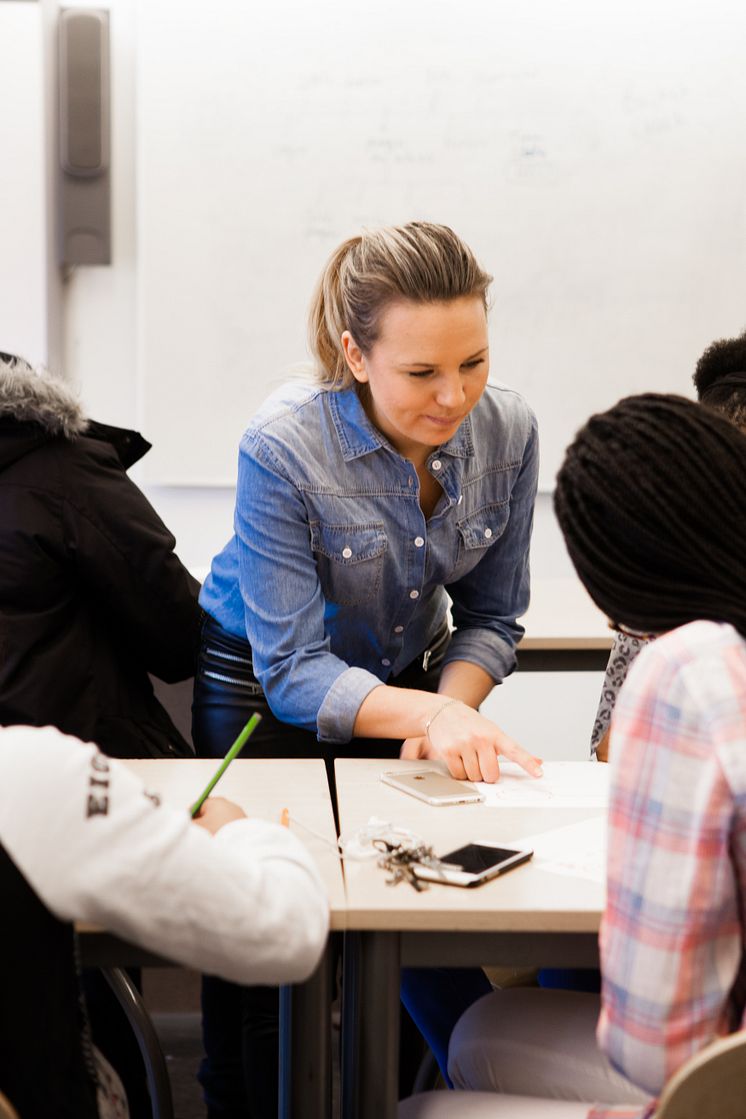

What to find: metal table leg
left=101, top=967, right=174, bottom=1119
left=341, top=930, right=400, bottom=1119
left=279, top=943, right=333, bottom=1119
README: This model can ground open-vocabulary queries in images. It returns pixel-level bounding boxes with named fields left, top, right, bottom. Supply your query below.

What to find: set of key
left=372, top=838, right=445, bottom=892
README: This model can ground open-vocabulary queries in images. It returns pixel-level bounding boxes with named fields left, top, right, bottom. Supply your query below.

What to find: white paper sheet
left=476, top=760, right=610, bottom=808
left=506, top=816, right=607, bottom=886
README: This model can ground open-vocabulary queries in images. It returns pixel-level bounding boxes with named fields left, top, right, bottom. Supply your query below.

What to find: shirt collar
left=329, top=386, right=476, bottom=463
left=329, top=387, right=386, bottom=461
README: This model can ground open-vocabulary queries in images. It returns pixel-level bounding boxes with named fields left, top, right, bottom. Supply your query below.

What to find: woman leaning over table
left=193, top=223, right=542, bottom=1117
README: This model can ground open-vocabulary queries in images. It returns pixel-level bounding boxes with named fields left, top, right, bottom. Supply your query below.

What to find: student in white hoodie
left=0, top=724, right=329, bottom=1119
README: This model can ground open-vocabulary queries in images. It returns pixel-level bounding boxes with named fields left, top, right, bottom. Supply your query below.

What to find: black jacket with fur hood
left=0, top=356, right=201, bottom=758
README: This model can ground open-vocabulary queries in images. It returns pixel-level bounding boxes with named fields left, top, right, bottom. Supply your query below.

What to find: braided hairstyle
left=693, top=328, right=746, bottom=429
left=554, top=393, right=746, bottom=638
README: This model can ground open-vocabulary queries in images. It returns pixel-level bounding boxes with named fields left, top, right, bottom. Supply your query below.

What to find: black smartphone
left=414, top=842, right=533, bottom=887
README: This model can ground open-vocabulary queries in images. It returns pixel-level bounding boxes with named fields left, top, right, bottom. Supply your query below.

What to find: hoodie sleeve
left=57, top=436, right=201, bottom=683
left=0, top=727, right=329, bottom=985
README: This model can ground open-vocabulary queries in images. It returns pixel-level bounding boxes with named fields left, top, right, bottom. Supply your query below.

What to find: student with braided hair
left=542, top=331, right=746, bottom=996
left=401, top=395, right=746, bottom=1119
left=591, top=328, right=746, bottom=760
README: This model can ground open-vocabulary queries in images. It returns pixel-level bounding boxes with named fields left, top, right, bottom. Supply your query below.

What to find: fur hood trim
left=0, top=356, right=88, bottom=438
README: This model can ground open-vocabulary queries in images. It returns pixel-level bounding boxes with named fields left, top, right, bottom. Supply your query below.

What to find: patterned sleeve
left=590, top=632, right=649, bottom=756
left=596, top=639, right=740, bottom=1094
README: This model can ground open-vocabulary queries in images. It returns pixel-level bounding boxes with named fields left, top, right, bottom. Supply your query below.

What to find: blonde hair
left=308, top=222, right=492, bottom=389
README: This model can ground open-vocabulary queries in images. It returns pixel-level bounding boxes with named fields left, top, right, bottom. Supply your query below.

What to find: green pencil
left=190, top=713, right=262, bottom=817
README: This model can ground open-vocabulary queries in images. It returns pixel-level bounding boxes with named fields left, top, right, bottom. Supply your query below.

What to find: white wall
left=0, top=3, right=47, bottom=364
left=61, top=0, right=137, bottom=423
left=0, top=0, right=61, bottom=368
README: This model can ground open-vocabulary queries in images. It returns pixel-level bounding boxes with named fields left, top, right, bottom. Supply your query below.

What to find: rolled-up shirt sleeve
left=443, top=412, right=538, bottom=684
left=443, top=626, right=518, bottom=684
left=316, top=667, right=384, bottom=744
left=237, top=433, right=380, bottom=741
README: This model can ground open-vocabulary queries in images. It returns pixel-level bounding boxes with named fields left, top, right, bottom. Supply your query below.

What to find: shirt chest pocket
left=450, top=501, right=510, bottom=583
left=310, top=521, right=387, bottom=606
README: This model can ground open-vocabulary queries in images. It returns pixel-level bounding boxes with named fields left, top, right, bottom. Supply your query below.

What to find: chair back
left=655, top=1030, right=746, bottom=1119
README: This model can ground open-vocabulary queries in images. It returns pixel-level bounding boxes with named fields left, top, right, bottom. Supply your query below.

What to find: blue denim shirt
left=200, top=380, right=539, bottom=744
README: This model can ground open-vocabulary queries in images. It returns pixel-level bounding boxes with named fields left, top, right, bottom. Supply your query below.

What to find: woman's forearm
left=355, top=653, right=496, bottom=743
left=353, top=660, right=540, bottom=783
left=352, top=684, right=447, bottom=739
left=436, top=659, right=495, bottom=709
left=352, top=661, right=495, bottom=740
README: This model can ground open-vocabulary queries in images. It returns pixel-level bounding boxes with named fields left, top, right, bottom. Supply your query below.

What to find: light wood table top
left=335, top=758, right=604, bottom=933
left=122, top=758, right=347, bottom=930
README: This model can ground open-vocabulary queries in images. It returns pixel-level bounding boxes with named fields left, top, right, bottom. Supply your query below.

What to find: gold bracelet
left=424, top=698, right=460, bottom=743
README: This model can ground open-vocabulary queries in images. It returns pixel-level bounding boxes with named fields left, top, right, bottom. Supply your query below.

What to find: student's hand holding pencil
left=192, top=797, right=246, bottom=835
left=189, top=714, right=263, bottom=833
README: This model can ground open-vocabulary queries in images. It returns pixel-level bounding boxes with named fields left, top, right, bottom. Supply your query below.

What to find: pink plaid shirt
left=588, top=620, right=746, bottom=1119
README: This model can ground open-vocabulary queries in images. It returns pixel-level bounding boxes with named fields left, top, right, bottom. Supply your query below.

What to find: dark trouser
left=537, top=968, right=601, bottom=992
left=192, top=614, right=489, bottom=1117
left=400, top=965, right=492, bottom=1087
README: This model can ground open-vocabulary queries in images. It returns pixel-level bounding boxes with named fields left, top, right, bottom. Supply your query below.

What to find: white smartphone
left=380, top=769, right=485, bottom=806
left=413, top=842, right=533, bottom=887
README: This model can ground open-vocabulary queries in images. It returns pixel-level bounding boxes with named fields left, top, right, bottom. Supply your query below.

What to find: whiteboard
left=137, top=0, right=746, bottom=488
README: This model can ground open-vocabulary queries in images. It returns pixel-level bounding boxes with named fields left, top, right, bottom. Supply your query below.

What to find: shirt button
left=432, top=459, right=442, bottom=471
left=484, top=528, right=492, bottom=539
left=381, top=658, right=391, bottom=667
left=414, top=536, right=425, bottom=548
left=409, top=589, right=419, bottom=600
left=394, top=625, right=404, bottom=633
left=408, top=476, right=414, bottom=487
left=342, top=546, right=352, bottom=558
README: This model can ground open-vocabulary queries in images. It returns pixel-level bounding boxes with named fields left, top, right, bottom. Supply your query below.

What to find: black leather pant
left=192, top=613, right=448, bottom=1119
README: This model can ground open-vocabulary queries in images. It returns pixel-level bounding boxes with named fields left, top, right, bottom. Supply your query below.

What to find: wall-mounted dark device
left=58, top=8, right=110, bottom=265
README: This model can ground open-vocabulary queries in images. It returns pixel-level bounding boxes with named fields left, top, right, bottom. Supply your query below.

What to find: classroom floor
left=146, top=969, right=203, bottom=1119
